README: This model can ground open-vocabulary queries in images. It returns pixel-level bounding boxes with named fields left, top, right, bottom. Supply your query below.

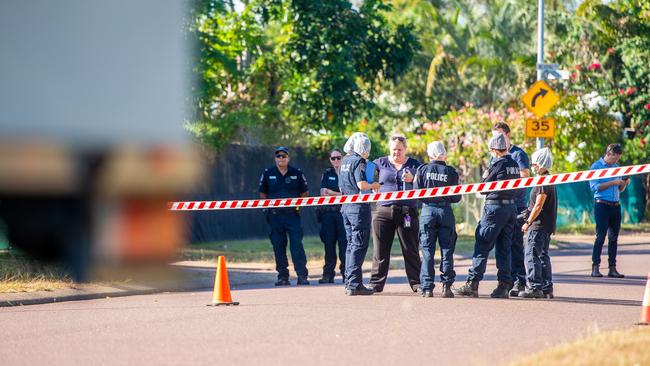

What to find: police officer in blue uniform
left=339, top=133, right=380, bottom=296
left=454, top=133, right=522, bottom=298
left=317, top=148, right=347, bottom=284
left=491, top=122, right=531, bottom=296
left=259, top=147, right=310, bottom=286
left=413, top=141, right=461, bottom=298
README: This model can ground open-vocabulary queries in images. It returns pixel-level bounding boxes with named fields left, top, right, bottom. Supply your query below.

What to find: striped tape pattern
left=168, top=164, right=650, bottom=211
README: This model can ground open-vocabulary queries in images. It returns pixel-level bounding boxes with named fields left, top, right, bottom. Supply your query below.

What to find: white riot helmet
left=427, top=141, right=447, bottom=160
left=531, top=147, right=553, bottom=171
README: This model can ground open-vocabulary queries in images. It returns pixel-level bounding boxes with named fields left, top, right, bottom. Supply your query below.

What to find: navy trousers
left=510, top=207, right=527, bottom=285
left=319, top=211, right=347, bottom=278
left=468, top=203, right=517, bottom=283
left=341, top=204, right=371, bottom=290
left=525, top=229, right=553, bottom=291
left=592, top=202, right=621, bottom=267
left=419, top=205, right=456, bottom=290
left=268, top=212, right=308, bottom=279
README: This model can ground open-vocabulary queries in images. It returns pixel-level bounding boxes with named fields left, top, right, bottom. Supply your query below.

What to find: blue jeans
left=592, top=202, right=621, bottom=267
left=468, top=204, right=517, bottom=283
left=511, top=207, right=527, bottom=285
left=525, top=229, right=553, bottom=291
left=341, top=204, right=371, bottom=290
left=419, top=205, right=456, bottom=290
left=268, top=212, right=308, bottom=279
left=319, top=211, right=347, bottom=278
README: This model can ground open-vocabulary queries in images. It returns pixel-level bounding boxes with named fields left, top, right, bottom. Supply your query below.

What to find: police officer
left=413, top=141, right=461, bottom=298
left=454, top=133, right=521, bottom=298
left=491, top=122, right=531, bottom=296
left=259, top=147, right=310, bottom=286
left=339, top=133, right=380, bottom=296
left=317, top=148, right=347, bottom=284
left=589, top=143, right=628, bottom=278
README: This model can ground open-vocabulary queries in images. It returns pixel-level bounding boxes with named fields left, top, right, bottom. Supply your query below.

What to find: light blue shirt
left=589, top=158, right=620, bottom=202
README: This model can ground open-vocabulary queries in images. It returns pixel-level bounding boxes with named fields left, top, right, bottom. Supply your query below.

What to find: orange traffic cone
left=638, top=273, right=650, bottom=325
left=208, top=256, right=239, bottom=306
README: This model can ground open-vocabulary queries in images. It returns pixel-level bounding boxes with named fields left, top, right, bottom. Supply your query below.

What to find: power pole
left=536, top=0, right=545, bottom=150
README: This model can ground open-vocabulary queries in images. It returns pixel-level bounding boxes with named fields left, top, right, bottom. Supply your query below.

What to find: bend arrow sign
left=522, top=80, right=560, bottom=118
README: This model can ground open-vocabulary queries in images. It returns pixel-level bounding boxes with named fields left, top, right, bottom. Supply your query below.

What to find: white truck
left=0, top=1, right=201, bottom=280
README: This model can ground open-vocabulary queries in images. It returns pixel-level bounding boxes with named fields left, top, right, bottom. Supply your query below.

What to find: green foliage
left=187, top=0, right=418, bottom=152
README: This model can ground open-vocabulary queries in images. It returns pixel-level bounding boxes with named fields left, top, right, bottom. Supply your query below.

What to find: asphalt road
left=2, top=242, right=649, bottom=366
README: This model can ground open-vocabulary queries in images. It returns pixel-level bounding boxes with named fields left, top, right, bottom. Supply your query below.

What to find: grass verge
left=556, top=221, right=650, bottom=235
left=182, top=235, right=475, bottom=263
left=508, top=326, right=650, bottom=366
left=0, top=252, right=73, bottom=293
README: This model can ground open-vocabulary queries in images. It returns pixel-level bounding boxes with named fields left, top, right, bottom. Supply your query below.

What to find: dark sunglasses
left=391, top=136, right=406, bottom=142
left=330, top=156, right=342, bottom=161
left=275, top=154, right=288, bottom=159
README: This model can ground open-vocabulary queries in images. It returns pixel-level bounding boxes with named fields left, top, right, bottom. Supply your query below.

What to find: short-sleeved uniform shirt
left=259, top=165, right=308, bottom=199
left=483, top=155, right=522, bottom=201
left=589, top=158, right=620, bottom=202
left=361, top=160, right=378, bottom=194
left=339, top=153, right=367, bottom=196
left=374, top=156, right=422, bottom=207
left=527, top=173, right=558, bottom=233
left=490, top=144, right=529, bottom=207
left=414, top=161, right=462, bottom=205
left=320, top=167, right=341, bottom=210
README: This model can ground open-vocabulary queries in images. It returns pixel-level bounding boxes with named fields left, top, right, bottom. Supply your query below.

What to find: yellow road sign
left=522, top=80, right=560, bottom=118
left=526, top=118, right=555, bottom=139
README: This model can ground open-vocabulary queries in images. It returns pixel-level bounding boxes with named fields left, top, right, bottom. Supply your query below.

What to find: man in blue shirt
left=589, top=143, right=629, bottom=278
left=259, top=147, right=310, bottom=286
left=491, top=122, right=531, bottom=296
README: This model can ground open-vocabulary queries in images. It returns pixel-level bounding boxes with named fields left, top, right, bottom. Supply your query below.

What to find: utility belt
left=424, top=201, right=449, bottom=207
left=595, top=199, right=620, bottom=207
left=317, top=205, right=341, bottom=213
left=485, top=199, right=515, bottom=206
left=264, top=207, right=299, bottom=215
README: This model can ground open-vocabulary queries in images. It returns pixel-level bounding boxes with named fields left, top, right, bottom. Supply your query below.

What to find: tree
left=187, top=0, right=418, bottom=153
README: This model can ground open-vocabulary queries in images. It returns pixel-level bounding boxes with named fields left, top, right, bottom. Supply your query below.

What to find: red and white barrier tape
left=168, top=163, right=650, bottom=211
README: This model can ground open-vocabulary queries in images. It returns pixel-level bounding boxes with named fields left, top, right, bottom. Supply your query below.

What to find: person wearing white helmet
left=519, top=147, right=557, bottom=299
left=338, top=133, right=381, bottom=295
left=491, top=122, right=531, bottom=297
left=413, top=141, right=461, bottom=298
left=455, top=133, right=522, bottom=299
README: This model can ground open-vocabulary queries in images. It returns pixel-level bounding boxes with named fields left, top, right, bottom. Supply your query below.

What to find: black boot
left=608, top=266, right=625, bottom=278
left=297, top=276, right=310, bottom=285
left=441, top=283, right=454, bottom=298
left=543, top=289, right=554, bottom=299
left=490, top=281, right=511, bottom=299
left=345, top=285, right=374, bottom=296
left=318, top=276, right=334, bottom=284
left=518, top=288, right=544, bottom=298
left=274, top=278, right=290, bottom=286
left=509, top=282, right=525, bottom=297
left=453, top=280, right=479, bottom=297
left=591, top=264, right=603, bottom=277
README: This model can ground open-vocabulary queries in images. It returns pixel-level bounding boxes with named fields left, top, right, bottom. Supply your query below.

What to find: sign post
left=536, top=0, right=545, bottom=149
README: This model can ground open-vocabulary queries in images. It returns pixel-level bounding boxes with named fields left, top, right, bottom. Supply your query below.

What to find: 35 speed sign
left=526, top=118, right=555, bottom=139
